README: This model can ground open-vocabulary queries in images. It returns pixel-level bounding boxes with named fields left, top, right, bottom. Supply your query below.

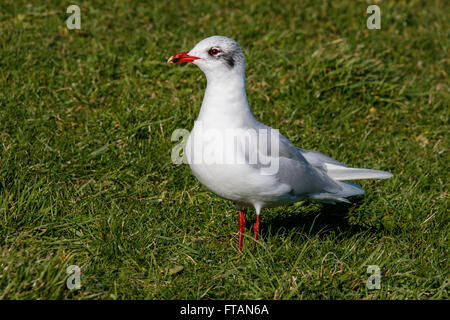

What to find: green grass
left=0, top=0, right=448, bottom=299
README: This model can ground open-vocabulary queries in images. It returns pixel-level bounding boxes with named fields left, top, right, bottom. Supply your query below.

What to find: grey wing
left=251, top=121, right=346, bottom=168
left=297, top=148, right=348, bottom=169
left=244, top=125, right=342, bottom=196
left=275, top=134, right=342, bottom=195
left=274, top=136, right=366, bottom=202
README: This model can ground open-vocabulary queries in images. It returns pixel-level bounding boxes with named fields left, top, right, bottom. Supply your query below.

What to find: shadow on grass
left=253, top=197, right=379, bottom=239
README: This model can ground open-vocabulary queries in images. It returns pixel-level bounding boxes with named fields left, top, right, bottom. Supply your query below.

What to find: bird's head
left=168, top=36, right=245, bottom=80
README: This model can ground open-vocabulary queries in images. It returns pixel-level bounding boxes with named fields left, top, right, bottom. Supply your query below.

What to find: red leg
left=253, top=214, right=260, bottom=251
left=238, top=210, right=245, bottom=252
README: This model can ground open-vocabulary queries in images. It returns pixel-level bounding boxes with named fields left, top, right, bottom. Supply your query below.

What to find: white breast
left=185, top=124, right=293, bottom=207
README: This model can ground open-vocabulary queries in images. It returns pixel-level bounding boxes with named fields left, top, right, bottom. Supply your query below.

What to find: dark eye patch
left=208, top=46, right=235, bottom=69
left=222, top=52, right=235, bottom=68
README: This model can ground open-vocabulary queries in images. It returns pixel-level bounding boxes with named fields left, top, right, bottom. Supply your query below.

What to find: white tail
left=325, top=163, right=393, bottom=181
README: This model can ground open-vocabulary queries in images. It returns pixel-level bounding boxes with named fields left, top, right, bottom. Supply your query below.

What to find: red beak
left=167, top=51, right=200, bottom=64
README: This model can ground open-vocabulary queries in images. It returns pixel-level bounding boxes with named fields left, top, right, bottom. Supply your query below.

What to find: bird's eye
left=208, top=48, right=220, bottom=56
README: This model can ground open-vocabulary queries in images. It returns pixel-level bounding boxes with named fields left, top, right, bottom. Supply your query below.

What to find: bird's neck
left=197, top=70, right=256, bottom=128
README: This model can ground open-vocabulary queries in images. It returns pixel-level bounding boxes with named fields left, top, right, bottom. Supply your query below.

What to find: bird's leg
left=238, top=210, right=245, bottom=252
left=253, top=214, right=260, bottom=252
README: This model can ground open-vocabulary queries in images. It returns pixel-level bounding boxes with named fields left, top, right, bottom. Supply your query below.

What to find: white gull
left=168, top=36, right=392, bottom=252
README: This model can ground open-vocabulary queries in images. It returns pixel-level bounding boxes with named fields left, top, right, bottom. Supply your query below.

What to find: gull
left=168, top=36, right=392, bottom=252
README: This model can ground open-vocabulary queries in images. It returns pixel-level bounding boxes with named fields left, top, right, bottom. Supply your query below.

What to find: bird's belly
left=189, top=162, right=294, bottom=205
left=186, top=133, right=294, bottom=206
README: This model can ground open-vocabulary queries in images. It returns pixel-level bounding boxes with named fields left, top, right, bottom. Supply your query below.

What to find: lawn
left=0, top=0, right=448, bottom=299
